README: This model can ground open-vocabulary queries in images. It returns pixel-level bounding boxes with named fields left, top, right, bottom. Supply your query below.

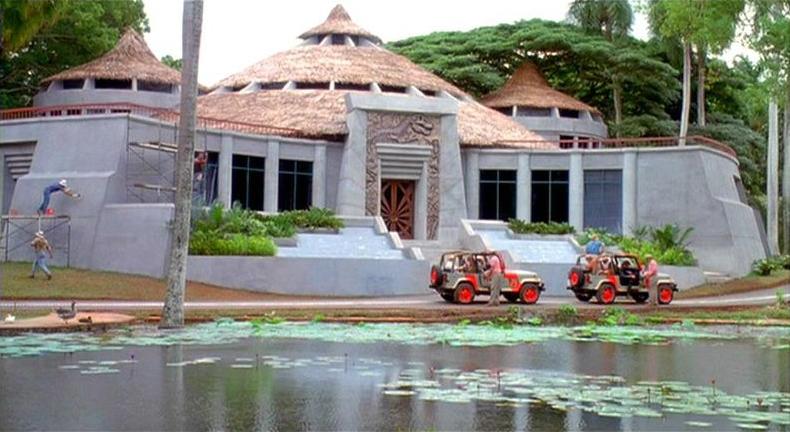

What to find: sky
left=141, top=0, right=754, bottom=86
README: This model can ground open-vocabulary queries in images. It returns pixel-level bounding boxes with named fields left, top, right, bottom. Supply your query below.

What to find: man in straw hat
left=30, top=231, right=53, bottom=280
left=37, top=179, right=81, bottom=215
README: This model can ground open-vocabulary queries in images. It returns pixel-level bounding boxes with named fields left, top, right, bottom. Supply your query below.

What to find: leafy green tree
left=747, top=0, right=790, bottom=252
left=567, top=0, right=633, bottom=128
left=0, top=0, right=148, bottom=108
left=649, top=0, right=744, bottom=143
left=0, top=0, right=68, bottom=55
left=389, top=19, right=678, bottom=126
left=160, top=55, right=183, bottom=71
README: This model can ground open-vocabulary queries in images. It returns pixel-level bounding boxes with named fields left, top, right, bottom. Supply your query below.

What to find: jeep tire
left=596, top=283, right=617, bottom=305
left=454, top=282, right=475, bottom=305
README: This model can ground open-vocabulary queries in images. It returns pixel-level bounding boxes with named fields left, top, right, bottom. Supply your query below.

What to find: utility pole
left=768, top=100, right=779, bottom=255
left=783, top=98, right=790, bottom=254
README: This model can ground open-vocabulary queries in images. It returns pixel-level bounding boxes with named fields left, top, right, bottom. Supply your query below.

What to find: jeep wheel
left=520, top=283, right=541, bottom=305
left=574, top=291, right=593, bottom=302
left=504, top=292, right=520, bottom=303
left=440, top=292, right=455, bottom=303
left=596, top=283, right=616, bottom=305
left=430, top=265, right=443, bottom=288
left=657, top=285, right=674, bottom=304
left=454, top=282, right=475, bottom=305
left=630, top=292, right=649, bottom=304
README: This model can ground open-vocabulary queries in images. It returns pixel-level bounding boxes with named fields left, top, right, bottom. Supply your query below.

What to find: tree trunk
left=612, top=78, right=623, bottom=136
left=679, top=42, right=692, bottom=146
left=696, top=46, right=706, bottom=127
left=160, top=0, right=203, bottom=329
left=783, top=87, right=790, bottom=254
left=767, top=99, right=780, bottom=255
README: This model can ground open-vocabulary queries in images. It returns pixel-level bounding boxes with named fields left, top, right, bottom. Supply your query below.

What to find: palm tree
left=567, top=0, right=634, bottom=130
left=161, top=0, right=203, bottom=328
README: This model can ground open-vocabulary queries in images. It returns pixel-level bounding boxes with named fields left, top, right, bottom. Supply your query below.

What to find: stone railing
left=0, top=103, right=300, bottom=138
left=496, top=135, right=737, bottom=158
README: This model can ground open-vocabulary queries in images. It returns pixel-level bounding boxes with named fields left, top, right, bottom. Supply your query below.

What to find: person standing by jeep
left=485, top=252, right=506, bottom=306
left=642, top=254, right=659, bottom=305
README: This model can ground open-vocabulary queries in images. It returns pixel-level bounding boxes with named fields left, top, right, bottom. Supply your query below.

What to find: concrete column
left=217, top=134, right=233, bottom=207
left=767, top=100, right=779, bottom=254
left=465, top=151, right=480, bottom=219
left=132, top=78, right=138, bottom=91
left=569, top=151, right=584, bottom=232
left=264, top=140, right=279, bottom=212
left=622, top=149, right=638, bottom=235
left=516, top=153, right=531, bottom=221
left=336, top=109, right=367, bottom=215
left=312, top=145, right=326, bottom=208
left=414, top=162, right=428, bottom=240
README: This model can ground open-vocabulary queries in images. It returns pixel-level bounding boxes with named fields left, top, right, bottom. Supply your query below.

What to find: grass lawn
left=676, top=270, right=789, bottom=299
left=0, top=262, right=298, bottom=301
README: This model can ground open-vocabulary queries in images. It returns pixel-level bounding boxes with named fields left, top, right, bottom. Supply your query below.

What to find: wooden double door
left=380, top=179, right=415, bottom=240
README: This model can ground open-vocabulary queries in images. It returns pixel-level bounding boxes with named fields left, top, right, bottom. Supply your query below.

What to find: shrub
left=508, top=219, right=575, bottom=235
left=260, top=207, right=344, bottom=232
left=577, top=225, right=696, bottom=266
left=752, top=255, right=789, bottom=276
left=189, top=232, right=276, bottom=256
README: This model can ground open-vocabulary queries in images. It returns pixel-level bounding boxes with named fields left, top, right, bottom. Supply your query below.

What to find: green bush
left=576, top=224, right=696, bottom=266
left=752, top=255, right=790, bottom=276
left=189, top=232, right=276, bottom=256
left=508, top=219, right=575, bottom=235
left=260, top=207, right=344, bottom=233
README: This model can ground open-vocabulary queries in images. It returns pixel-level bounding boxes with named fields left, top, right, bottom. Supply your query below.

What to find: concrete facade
left=0, top=107, right=766, bottom=295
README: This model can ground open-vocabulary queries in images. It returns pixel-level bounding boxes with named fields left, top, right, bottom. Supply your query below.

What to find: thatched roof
left=481, top=62, right=599, bottom=114
left=299, top=4, right=381, bottom=44
left=213, top=45, right=464, bottom=94
left=196, top=90, right=551, bottom=148
left=42, top=28, right=181, bottom=85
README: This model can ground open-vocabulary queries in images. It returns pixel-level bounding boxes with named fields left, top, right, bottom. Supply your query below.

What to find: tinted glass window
left=479, top=169, right=517, bottom=221
left=278, top=159, right=313, bottom=211
left=531, top=170, right=569, bottom=223
left=231, top=155, right=265, bottom=210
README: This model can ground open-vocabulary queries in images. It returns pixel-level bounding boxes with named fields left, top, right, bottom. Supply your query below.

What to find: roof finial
left=299, top=4, right=381, bottom=44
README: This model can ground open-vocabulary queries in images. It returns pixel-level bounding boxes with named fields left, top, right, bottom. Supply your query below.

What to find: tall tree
left=0, top=0, right=67, bottom=56
left=161, top=0, right=203, bottom=328
left=567, top=0, right=633, bottom=129
left=0, top=0, right=148, bottom=108
left=749, top=0, right=790, bottom=252
left=649, top=0, right=744, bottom=144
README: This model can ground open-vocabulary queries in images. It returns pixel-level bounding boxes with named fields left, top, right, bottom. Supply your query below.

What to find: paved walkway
left=1, top=286, right=785, bottom=311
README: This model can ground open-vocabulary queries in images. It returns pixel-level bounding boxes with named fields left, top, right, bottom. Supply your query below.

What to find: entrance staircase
left=401, top=239, right=463, bottom=264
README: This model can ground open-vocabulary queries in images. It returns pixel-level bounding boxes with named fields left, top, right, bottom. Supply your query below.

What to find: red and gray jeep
left=429, top=251, right=545, bottom=305
left=566, top=253, right=678, bottom=304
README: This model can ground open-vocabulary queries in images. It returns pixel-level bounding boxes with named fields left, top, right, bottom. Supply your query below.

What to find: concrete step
left=703, top=271, right=734, bottom=284
left=401, top=240, right=462, bottom=263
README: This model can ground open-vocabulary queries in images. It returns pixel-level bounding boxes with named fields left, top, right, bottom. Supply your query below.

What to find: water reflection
left=0, top=336, right=788, bottom=431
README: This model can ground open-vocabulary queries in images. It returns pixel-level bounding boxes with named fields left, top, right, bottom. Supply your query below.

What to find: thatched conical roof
left=200, top=5, right=551, bottom=148
left=299, top=4, right=381, bottom=44
left=214, top=45, right=464, bottom=94
left=42, top=28, right=181, bottom=85
left=481, top=62, right=599, bottom=114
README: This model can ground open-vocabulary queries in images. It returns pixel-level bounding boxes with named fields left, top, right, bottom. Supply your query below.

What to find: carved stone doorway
left=381, top=179, right=415, bottom=239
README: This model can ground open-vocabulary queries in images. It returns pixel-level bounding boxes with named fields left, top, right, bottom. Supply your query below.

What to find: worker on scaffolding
left=37, top=179, right=81, bottom=216
left=193, top=151, right=208, bottom=200
left=30, top=231, right=53, bottom=280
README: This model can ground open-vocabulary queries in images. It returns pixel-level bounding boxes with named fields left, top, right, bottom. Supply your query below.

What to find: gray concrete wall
left=91, top=203, right=173, bottom=277
left=513, top=116, right=607, bottom=140
left=34, top=87, right=179, bottom=109
left=187, top=255, right=430, bottom=297
left=3, top=116, right=130, bottom=268
left=635, top=148, right=765, bottom=276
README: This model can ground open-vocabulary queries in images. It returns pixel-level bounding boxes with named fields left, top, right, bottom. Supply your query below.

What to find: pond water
left=0, top=323, right=788, bottom=431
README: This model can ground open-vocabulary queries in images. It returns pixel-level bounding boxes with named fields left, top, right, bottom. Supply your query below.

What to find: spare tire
left=568, top=267, right=585, bottom=289
left=430, top=265, right=443, bottom=287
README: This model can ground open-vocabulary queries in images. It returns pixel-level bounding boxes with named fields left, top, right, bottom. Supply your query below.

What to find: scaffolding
left=125, top=118, right=215, bottom=205
left=0, top=215, right=71, bottom=267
